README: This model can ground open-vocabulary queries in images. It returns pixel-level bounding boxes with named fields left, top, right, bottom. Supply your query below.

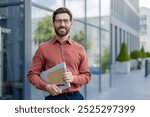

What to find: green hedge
left=146, top=52, right=150, bottom=57
left=116, top=42, right=130, bottom=62
left=130, top=50, right=142, bottom=59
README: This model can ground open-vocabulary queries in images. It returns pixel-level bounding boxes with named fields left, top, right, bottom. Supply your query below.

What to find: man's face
left=53, top=13, right=72, bottom=37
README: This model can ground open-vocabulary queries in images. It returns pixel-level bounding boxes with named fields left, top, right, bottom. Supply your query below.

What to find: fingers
left=63, top=71, right=74, bottom=83
left=45, top=84, right=62, bottom=96
left=63, top=72, right=70, bottom=83
left=53, top=85, right=62, bottom=93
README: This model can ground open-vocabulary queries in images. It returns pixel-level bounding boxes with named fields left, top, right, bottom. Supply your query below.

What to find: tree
left=102, top=47, right=110, bottom=73
left=73, top=30, right=85, bottom=45
left=116, top=42, right=130, bottom=61
left=73, top=30, right=93, bottom=50
left=140, top=45, right=146, bottom=58
left=34, top=16, right=55, bottom=43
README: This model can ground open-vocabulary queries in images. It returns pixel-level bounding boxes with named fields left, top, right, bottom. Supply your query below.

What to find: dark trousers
left=45, top=91, right=84, bottom=100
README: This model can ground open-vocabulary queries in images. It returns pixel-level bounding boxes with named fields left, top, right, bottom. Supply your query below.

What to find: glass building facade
left=110, top=0, right=139, bottom=64
left=0, top=0, right=111, bottom=99
left=0, top=0, right=31, bottom=99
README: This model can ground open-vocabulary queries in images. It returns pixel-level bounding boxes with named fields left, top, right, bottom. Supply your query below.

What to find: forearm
left=27, top=74, right=47, bottom=90
left=72, top=72, right=91, bottom=86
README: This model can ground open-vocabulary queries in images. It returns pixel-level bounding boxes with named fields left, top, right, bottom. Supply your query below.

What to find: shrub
left=130, top=50, right=142, bottom=59
left=116, top=42, right=130, bottom=62
left=140, top=46, right=146, bottom=58
left=101, top=47, right=110, bottom=73
left=146, top=52, right=150, bottom=58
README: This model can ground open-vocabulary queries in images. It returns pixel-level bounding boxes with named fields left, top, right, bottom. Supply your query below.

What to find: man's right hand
left=45, top=84, right=62, bottom=96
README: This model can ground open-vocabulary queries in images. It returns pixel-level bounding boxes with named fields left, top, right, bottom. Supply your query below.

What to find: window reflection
left=0, top=4, right=24, bottom=99
left=66, top=0, right=85, bottom=20
left=32, top=0, right=63, bottom=10
left=87, top=0, right=99, bottom=25
left=32, top=6, right=53, bottom=55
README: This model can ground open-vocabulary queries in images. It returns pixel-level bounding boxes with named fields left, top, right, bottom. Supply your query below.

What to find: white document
left=40, top=62, right=71, bottom=97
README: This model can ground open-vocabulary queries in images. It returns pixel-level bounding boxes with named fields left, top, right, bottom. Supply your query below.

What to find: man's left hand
left=63, top=70, right=74, bottom=83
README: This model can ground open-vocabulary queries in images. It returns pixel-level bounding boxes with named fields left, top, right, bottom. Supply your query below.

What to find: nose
left=60, top=21, right=65, bottom=26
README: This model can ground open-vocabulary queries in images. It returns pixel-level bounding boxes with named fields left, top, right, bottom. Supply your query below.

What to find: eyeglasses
left=55, top=19, right=70, bottom=24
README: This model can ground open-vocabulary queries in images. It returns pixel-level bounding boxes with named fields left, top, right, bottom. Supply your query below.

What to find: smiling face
left=53, top=13, right=73, bottom=38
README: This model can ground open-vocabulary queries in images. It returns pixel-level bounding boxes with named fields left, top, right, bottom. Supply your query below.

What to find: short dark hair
left=52, top=7, right=72, bottom=22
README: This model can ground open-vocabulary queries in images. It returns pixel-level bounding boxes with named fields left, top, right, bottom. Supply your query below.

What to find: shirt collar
left=52, top=35, right=73, bottom=45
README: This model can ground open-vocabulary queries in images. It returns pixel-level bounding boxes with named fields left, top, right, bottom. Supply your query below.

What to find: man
left=27, top=7, right=91, bottom=100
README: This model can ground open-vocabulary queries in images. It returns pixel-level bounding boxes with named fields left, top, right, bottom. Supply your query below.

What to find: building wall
left=111, top=0, right=140, bottom=64
left=0, top=0, right=25, bottom=99
left=140, top=7, right=150, bottom=51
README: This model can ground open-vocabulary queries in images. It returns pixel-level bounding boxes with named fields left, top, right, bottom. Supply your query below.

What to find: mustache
left=58, top=26, right=66, bottom=29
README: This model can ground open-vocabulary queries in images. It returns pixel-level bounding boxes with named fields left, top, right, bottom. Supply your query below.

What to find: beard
left=54, top=26, right=70, bottom=37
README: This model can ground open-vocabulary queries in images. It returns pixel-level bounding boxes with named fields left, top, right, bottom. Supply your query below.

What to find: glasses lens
left=55, top=19, right=70, bottom=24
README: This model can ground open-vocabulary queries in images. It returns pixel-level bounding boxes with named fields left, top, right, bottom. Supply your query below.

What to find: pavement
left=31, top=67, right=150, bottom=100
left=90, top=68, right=150, bottom=100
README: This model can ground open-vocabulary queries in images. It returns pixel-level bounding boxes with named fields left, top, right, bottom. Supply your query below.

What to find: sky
left=140, top=0, right=150, bottom=8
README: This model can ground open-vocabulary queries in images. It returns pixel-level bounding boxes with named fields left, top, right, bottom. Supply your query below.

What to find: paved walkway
left=91, top=68, right=150, bottom=100
left=31, top=67, right=150, bottom=100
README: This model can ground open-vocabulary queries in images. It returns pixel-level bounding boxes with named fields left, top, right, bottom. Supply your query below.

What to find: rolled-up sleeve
left=27, top=45, right=47, bottom=90
left=72, top=47, right=91, bottom=86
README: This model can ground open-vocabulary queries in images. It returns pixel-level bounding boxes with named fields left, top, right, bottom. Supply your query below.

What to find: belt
left=46, top=91, right=79, bottom=98
left=61, top=91, right=79, bottom=96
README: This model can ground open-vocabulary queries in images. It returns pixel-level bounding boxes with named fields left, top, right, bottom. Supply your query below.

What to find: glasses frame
left=54, top=19, right=71, bottom=25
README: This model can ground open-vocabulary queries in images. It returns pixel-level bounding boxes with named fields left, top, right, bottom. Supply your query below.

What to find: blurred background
left=0, top=0, right=150, bottom=100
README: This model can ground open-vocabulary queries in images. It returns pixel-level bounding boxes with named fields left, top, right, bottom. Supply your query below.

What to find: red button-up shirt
left=27, top=36, right=91, bottom=93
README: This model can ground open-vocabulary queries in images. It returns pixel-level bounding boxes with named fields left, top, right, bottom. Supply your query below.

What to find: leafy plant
left=73, top=30, right=93, bottom=50
left=101, top=47, right=110, bottom=73
left=73, top=30, right=85, bottom=45
left=130, top=50, right=142, bottom=59
left=140, top=46, right=146, bottom=58
left=34, top=16, right=55, bottom=43
left=116, top=42, right=130, bottom=61
left=146, top=52, right=150, bottom=57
